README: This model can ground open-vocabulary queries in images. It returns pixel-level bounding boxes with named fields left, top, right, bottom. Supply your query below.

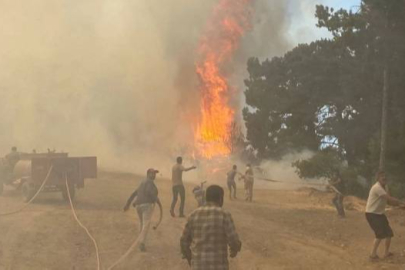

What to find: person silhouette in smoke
left=329, top=170, right=346, bottom=218
left=226, top=165, right=239, bottom=200
left=243, top=164, right=254, bottom=202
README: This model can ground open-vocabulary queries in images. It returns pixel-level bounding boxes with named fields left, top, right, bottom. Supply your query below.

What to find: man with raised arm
left=180, top=185, right=242, bottom=269
left=170, top=156, right=196, bottom=218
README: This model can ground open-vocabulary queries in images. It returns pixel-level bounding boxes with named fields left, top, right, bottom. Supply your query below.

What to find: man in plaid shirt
left=180, top=185, right=242, bottom=269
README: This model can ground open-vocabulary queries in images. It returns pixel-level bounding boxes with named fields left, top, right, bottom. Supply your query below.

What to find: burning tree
left=224, top=121, right=245, bottom=156
left=194, top=0, right=253, bottom=159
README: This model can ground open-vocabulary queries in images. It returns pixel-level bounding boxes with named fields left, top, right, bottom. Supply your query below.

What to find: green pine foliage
left=243, top=0, right=405, bottom=195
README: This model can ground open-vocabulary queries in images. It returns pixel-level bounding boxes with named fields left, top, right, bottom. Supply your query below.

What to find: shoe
left=139, top=243, right=146, bottom=252
left=170, top=209, right=175, bottom=217
left=369, top=255, right=379, bottom=261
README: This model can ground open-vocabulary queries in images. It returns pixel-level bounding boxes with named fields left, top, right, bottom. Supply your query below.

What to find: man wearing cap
left=124, top=168, right=162, bottom=252
left=170, top=156, right=196, bottom=218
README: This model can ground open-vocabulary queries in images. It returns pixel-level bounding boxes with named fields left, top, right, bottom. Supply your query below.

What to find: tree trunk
left=379, top=67, right=389, bottom=171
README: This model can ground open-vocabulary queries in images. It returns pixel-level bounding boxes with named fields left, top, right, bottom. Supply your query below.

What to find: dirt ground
left=1, top=171, right=405, bottom=270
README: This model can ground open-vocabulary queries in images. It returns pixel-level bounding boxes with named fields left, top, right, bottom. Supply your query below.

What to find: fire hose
left=153, top=202, right=163, bottom=230
left=240, top=175, right=343, bottom=195
left=107, top=234, right=141, bottom=270
left=0, top=165, right=54, bottom=216
left=108, top=201, right=163, bottom=269
left=65, top=175, right=101, bottom=270
left=2, top=168, right=163, bottom=270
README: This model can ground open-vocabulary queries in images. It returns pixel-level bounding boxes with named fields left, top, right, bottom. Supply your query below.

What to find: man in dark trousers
left=329, top=171, right=346, bottom=218
left=124, top=168, right=162, bottom=252
left=180, top=185, right=242, bottom=269
left=365, top=171, right=405, bottom=260
left=170, top=156, right=196, bottom=218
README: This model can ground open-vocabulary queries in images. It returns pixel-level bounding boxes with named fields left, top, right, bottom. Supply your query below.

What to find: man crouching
left=365, top=171, right=405, bottom=260
left=180, top=185, right=242, bottom=269
left=124, top=168, right=162, bottom=252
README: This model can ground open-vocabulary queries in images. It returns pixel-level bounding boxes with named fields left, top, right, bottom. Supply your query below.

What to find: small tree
left=292, top=148, right=342, bottom=180
left=224, top=121, right=246, bottom=156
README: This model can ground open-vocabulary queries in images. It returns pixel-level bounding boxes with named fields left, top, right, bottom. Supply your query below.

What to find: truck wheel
left=62, top=183, right=75, bottom=202
left=22, top=182, right=36, bottom=202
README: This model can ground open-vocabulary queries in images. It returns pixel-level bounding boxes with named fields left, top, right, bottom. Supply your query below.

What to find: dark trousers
left=171, top=185, right=185, bottom=215
left=332, top=194, right=345, bottom=217
left=227, top=180, right=237, bottom=199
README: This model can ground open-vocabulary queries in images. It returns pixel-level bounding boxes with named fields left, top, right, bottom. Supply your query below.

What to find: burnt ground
left=1, top=171, right=405, bottom=269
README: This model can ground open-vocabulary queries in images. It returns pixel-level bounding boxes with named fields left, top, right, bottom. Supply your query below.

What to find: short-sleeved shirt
left=227, top=170, right=237, bottom=183
left=366, top=182, right=388, bottom=214
left=172, top=163, right=186, bottom=186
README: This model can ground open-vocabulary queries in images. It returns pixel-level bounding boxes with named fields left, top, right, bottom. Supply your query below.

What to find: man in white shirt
left=365, top=171, right=405, bottom=260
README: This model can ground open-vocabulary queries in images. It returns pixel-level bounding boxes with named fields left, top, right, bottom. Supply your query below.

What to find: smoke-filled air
left=3, top=0, right=405, bottom=269
left=0, top=0, right=290, bottom=173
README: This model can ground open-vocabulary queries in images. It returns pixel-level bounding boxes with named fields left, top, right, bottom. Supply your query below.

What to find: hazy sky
left=288, top=0, right=361, bottom=45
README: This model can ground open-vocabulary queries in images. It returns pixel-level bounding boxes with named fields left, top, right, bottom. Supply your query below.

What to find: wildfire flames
left=195, top=0, right=253, bottom=159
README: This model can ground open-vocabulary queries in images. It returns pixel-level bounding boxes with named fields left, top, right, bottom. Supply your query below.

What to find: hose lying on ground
left=240, top=175, right=342, bottom=195
left=153, top=202, right=163, bottom=230
left=108, top=200, right=162, bottom=269
left=65, top=176, right=101, bottom=270
left=107, top=234, right=141, bottom=270
left=0, top=165, right=54, bottom=216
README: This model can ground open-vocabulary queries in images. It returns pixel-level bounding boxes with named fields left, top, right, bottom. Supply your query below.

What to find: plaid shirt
left=180, top=203, right=241, bottom=270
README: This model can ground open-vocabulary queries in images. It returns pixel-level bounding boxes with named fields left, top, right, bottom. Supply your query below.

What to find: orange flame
left=195, top=0, right=253, bottom=159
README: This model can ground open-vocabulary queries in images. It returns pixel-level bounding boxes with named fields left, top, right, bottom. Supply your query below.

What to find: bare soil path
left=1, top=171, right=405, bottom=269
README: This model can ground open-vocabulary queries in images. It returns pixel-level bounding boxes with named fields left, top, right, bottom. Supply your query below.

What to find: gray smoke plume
left=0, top=0, right=299, bottom=174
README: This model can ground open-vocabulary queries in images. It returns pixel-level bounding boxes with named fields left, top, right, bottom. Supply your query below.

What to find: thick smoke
left=0, top=0, right=293, bottom=174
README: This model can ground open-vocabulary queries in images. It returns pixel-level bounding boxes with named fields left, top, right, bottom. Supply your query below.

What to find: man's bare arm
left=184, top=166, right=197, bottom=172
left=123, top=190, right=137, bottom=211
left=329, top=178, right=341, bottom=186
left=382, top=194, right=405, bottom=206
